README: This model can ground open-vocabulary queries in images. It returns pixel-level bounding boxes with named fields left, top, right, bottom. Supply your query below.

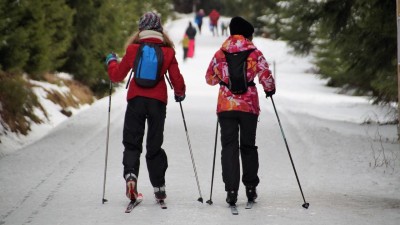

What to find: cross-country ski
left=157, top=200, right=168, bottom=209
left=125, top=193, right=143, bottom=213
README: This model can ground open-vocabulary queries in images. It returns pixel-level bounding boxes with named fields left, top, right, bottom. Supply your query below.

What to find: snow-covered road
left=1, top=15, right=399, bottom=225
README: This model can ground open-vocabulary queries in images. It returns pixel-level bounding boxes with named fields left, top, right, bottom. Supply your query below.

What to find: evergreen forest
left=0, top=0, right=397, bottom=136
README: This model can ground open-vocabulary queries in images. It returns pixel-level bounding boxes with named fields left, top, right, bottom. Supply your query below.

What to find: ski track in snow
left=1, top=15, right=399, bottom=225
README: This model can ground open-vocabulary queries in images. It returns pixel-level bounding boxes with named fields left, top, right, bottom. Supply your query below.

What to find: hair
left=124, top=31, right=175, bottom=50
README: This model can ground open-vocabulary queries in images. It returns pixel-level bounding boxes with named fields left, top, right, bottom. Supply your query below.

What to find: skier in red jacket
left=105, top=12, right=186, bottom=204
left=209, top=9, right=220, bottom=36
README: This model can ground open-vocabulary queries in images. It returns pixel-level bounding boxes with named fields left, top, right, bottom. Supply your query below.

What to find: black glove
left=265, top=89, right=276, bottom=98
left=174, top=94, right=186, bottom=102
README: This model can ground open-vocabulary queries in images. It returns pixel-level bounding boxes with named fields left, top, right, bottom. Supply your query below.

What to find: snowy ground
left=0, top=15, right=399, bottom=225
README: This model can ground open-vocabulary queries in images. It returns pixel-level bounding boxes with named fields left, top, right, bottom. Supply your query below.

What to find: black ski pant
left=183, top=47, right=188, bottom=60
left=218, top=111, right=260, bottom=192
left=122, top=97, right=168, bottom=188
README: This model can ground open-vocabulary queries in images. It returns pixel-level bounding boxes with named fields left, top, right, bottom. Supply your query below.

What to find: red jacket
left=209, top=10, right=220, bottom=26
left=108, top=38, right=186, bottom=104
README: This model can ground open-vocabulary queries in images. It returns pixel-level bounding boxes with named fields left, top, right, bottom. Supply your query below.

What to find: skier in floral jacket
left=205, top=16, right=275, bottom=205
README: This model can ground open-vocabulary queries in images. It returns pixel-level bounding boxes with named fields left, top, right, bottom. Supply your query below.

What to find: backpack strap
left=126, top=44, right=145, bottom=89
left=219, top=80, right=255, bottom=87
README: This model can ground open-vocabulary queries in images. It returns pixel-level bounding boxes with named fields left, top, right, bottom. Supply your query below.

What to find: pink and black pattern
left=205, top=35, right=275, bottom=115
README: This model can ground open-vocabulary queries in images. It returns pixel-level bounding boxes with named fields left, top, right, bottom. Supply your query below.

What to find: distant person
left=205, top=16, right=276, bottom=206
left=105, top=12, right=186, bottom=206
left=221, top=21, right=228, bottom=36
left=185, top=22, right=197, bottom=58
left=181, top=34, right=189, bottom=61
left=194, top=9, right=205, bottom=34
left=209, top=9, right=220, bottom=36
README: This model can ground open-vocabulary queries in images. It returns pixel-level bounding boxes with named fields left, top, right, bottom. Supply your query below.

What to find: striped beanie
left=139, top=12, right=163, bottom=33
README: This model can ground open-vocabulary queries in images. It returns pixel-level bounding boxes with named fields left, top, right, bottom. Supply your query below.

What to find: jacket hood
left=220, top=35, right=256, bottom=53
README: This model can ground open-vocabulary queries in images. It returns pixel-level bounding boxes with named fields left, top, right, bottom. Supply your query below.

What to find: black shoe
left=154, top=185, right=167, bottom=200
left=226, top=190, right=238, bottom=205
left=246, top=186, right=257, bottom=202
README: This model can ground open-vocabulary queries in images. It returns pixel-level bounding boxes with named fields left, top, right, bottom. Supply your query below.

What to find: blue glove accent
left=174, top=94, right=186, bottom=102
left=105, top=53, right=117, bottom=65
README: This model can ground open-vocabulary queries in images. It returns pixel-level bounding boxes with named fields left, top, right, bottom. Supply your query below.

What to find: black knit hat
left=229, top=16, right=254, bottom=38
left=139, top=12, right=163, bottom=32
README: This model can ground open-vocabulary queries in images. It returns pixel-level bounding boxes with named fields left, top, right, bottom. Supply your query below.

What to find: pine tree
left=62, top=0, right=172, bottom=96
left=44, top=0, right=74, bottom=70
left=0, top=0, right=31, bottom=73
left=0, top=0, right=73, bottom=77
left=62, top=0, right=119, bottom=95
left=262, top=0, right=397, bottom=103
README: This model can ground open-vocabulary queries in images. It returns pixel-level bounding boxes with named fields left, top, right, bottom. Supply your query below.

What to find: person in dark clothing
left=221, top=21, right=228, bottom=36
left=105, top=12, right=186, bottom=204
left=205, top=16, right=276, bottom=205
left=185, top=22, right=197, bottom=58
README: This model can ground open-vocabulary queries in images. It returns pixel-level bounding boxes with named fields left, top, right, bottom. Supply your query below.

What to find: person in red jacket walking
left=208, top=9, right=220, bottom=36
left=105, top=12, right=186, bottom=204
left=205, top=16, right=275, bottom=205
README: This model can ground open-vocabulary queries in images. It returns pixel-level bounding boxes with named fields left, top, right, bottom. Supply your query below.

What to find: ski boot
left=226, top=190, right=238, bottom=205
left=154, top=185, right=167, bottom=201
left=246, top=186, right=257, bottom=202
left=125, top=173, right=138, bottom=201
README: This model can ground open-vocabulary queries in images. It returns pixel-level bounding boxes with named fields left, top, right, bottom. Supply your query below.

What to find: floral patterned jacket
left=205, top=35, right=275, bottom=115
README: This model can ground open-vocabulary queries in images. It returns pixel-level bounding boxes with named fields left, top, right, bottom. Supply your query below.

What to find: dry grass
left=63, top=79, right=94, bottom=105
left=0, top=72, right=45, bottom=136
left=0, top=72, right=95, bottom=139
left=46, top=90, right=79, bottom=109
left=44, top=73, right=94, bottom=117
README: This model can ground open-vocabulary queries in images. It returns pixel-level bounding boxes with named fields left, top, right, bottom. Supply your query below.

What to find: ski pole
left=270, top=96, right=309, bottom=209
left=165, top=75, right=203, bottom=203
left=102, top=81, right=112, bottom=204
left=206, top=120, right=219, bottom=205
left=179, top=102, right=204, bottom=203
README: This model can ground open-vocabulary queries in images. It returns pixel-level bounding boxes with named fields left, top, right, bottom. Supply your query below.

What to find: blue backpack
left=126, top=43, right=164, bottom=88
